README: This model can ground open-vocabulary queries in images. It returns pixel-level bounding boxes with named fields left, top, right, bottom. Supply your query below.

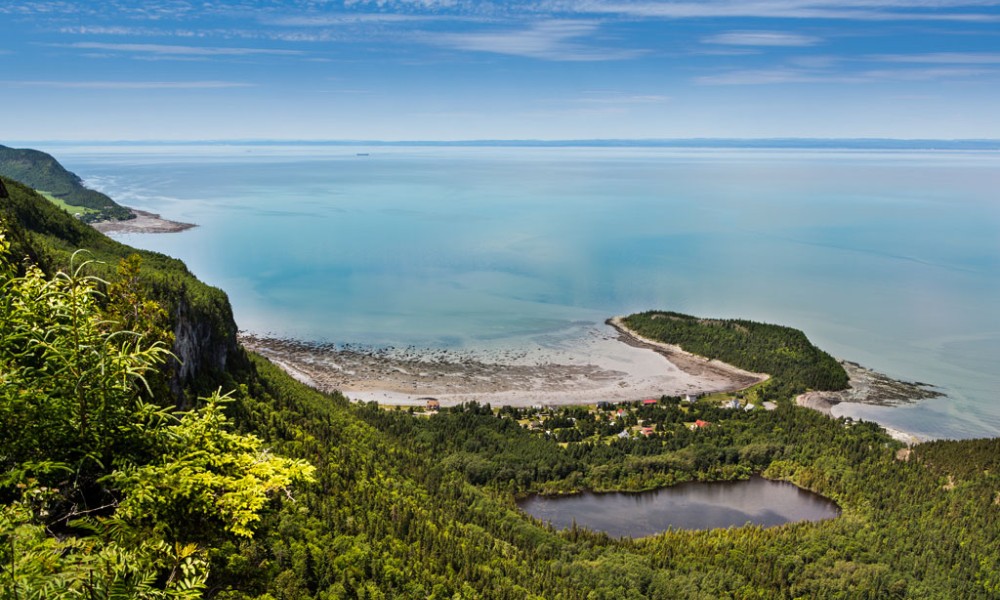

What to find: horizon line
left=8, top=137, right=1000, bottom=150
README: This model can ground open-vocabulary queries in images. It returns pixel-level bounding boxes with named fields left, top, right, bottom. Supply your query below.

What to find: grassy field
left=39, top=190, right=100, bottom=218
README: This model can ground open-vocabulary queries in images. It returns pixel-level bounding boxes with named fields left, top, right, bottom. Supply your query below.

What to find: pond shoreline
left=518, top=475, right=841, bottom=537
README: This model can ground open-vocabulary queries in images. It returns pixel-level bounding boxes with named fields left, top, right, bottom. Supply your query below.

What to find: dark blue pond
left=518, top=476, right=840, bottom=538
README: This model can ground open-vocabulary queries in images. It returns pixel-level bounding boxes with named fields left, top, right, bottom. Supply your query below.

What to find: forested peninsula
left=619, top=311, right=849, bottom=401
left=2, top=170, right=1000, bottom=599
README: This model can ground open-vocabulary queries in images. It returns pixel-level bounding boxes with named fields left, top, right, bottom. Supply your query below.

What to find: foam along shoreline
left=239, top=319, right=767, bottom=409
left=91, top=208, right=195, bottom=234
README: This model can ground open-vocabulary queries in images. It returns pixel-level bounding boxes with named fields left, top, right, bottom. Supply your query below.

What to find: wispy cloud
left=559, top=0, right=1000, bottom=22
left=0, top=1, right=84, bottom=15
left=0, top=0, right=206, bottom=19
left=270, top=13, right=450, bottom=26
left=345, top=0, right=463, bottom=7
left=525, top=90, right=670, bottom=118
left=60, top=26, right=153, bottom=35
left=697, top=64, right=993, bottom=85
left=862, top=66, right=994, bottom=79
left=573, top=91, right=670, bottom=104
left=788, top=55, right=841, bottom=68
left=16, top=0, right=1000, bottom=23
left=5, top=80, right=254, bottom=89
left=703, top=31, right=821, bottom=46
left=875, top=52, right=1000, bottom=64
left=428, top=20, right=645, bottom=61
left=56, top=42, right=302, bottom=57
left=695, top=67, right=842, bottom=85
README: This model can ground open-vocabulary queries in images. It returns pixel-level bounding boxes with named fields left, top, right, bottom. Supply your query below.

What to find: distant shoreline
left=91, top=208, right=195, bottom=234
left=23, top=138, right=1000, bottom=151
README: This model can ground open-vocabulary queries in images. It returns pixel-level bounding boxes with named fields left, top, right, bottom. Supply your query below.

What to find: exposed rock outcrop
left=169, top=292, right=243, bottom=402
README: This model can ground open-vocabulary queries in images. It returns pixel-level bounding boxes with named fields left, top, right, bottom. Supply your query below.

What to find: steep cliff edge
left=168, top=286, right=242, bottom=396
left=0, top=175, right=241, bottom=401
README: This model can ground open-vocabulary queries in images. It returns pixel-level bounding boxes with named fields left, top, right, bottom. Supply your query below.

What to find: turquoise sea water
left=48, top=145, right=1000, bottom=440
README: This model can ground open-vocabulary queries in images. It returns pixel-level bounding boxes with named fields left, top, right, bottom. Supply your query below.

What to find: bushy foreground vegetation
left=1, top=176, right=240, bottom=397
left=2, top=180, right=998, bottom=598
left=0, top=232, right=313, bottom=598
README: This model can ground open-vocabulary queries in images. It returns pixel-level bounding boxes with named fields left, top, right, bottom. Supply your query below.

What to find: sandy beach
left=92, top=208, right=195, bottom=234
left=240, top=318, right=767, bottom=408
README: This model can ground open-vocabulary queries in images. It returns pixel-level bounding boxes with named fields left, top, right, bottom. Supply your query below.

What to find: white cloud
left=428, top=20, right=645, bottom=61
left=862, top=66, right=993, bottom=79
left=695, top=67, right=844, bottom=85
left=58, top=42, right=302, bottom=57
left=0, top=2, right=84, bottom=15
left=5, top=80, right=254, bottom=89
left=703, top=31, right=821, bottom=46
left=875, top=52, right=1000, bottom=64
left=573, top=91, right=670, bottom=104
left=789, top=55, right=841, bottom=68
left=696, top=64, right=993, bottom=85
left=345, top=0, right=462, bottom=7
left=270, top=13, right=447, bottom=26
left=557, top=0, right=1000, bottom=22
left=59, top=26, right=155, bottom=35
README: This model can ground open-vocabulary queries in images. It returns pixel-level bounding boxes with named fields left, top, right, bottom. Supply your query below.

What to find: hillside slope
left=0, top=175, right=238, bottom=399
left=2, top=175, right=999, bottom=598
left=0, top=144, right=132, bottom=222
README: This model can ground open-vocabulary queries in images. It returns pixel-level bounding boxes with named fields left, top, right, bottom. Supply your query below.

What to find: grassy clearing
left=39, top=190, right=100, bottom=218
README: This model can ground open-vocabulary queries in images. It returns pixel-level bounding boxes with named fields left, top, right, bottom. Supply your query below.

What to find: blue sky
left=3, top=0, right=1000, bottom=140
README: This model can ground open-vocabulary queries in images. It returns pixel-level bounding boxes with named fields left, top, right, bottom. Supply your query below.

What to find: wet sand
left=240, top=318, right=767, bottom=408
left=92, top=208, right=195, bottom=234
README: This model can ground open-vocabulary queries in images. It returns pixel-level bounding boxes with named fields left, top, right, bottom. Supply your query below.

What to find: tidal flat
left=239, top=319, right=763, bottom=408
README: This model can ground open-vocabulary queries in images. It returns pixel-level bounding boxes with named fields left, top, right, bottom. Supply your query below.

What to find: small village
left=414, top=391, right=779, bottom=446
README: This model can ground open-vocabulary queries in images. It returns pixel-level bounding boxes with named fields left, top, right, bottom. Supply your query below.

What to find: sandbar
left=92, top=208, right=195, bottom=234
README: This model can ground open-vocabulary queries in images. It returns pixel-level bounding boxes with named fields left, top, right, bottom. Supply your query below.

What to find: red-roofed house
left=642, top=398, right=657, bottom=406
left=693, top=419, right=710, bottom=429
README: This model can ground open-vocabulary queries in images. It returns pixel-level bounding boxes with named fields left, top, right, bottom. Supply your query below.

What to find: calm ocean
left=47, top=144, right=1000, bottom=440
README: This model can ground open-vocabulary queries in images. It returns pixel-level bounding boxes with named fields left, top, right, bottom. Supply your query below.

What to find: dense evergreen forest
left=2, top=173, right=999, bottom=598
left=0, top=145, right=132, bottom=222
left=622, top=311, right=849, bottom=400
